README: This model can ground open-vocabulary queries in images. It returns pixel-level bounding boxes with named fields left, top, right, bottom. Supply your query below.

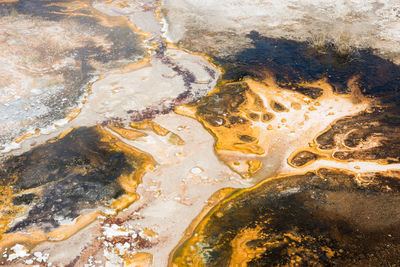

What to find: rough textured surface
left=172, top=169, right=400, bottom=266
left=1, top=0, right=400, bottom=266
left=0, top=0, right=145, bottom=147
left=163, top=0, right=400, bottom=64
left=176, top=76, right=369, bottom=179
left=0, top=126, right=154, bottom=243
left=316, top=107, right=400, bottom=163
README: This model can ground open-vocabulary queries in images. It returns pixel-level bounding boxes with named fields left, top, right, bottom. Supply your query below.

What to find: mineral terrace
left=1, top=0, right=400, bottom=266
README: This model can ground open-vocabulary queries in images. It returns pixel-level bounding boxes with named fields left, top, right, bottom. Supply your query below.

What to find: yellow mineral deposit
left=130, top=119, right=185, bottom=145
left=170, top=168, right=382, bottom=266
left=120, top=56, right=152, bottom=73
left=229, top=226, right=266, bottom=267
left=0, top=126, right=155, bottom=253
left=123, top=252, right=153, bottom=267
left=130, top=119, right=171, bottom=136
left=13, top=129, right=40, bottom=144
left=176, top=74, right=370, bottom=179
left=96, top=125, right=156, bottom=194
left=168, top=132, right=185, bottom=146
left=108, top=124, right=148, bottom=140
left=0, top=182, right=21, bottom=238
left=169, top=188, right=238, bottom=267
left=142, top=228, right=158, bottom=238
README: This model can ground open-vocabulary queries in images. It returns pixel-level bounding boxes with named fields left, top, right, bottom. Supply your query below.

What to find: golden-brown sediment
left=175, top=75, right=369, bottom=178
left=168, top=188, right=237, bottom=266
left=171, top=168, right=400, bottom=266
left=229, top=226, right=266, bottom=266
left=0, top=182, right=21, bottom=239
left=0, top=126, right=155, bottom=253
left=130, top=119, right=171, bottom=136
left=108, top=124, right=148, bottom=140
left=0, top=211, right=100, bottom=251
left=130, top=120, right=185, bottom=145
left=94, top=126, right=156, bottom=193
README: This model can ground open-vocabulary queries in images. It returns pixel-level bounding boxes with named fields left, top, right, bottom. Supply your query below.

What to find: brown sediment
left=95, top=126, right=156, bottom=193
left=0, top=181, right=22, bottom=239
left=284, top=101, right=400, bottom=172
left=168, top=132, right=185, bottom=145
left=288, top=150, right=321, bottom=167
left=176, top=80, right=266, bottom=156
left=270, top=100, right=288, bottom=112
left=314, top=107, right=400, bottom=163
left=171, top=168, right=400, bottom=266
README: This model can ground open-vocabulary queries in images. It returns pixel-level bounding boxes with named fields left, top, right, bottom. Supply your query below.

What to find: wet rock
left=0, top=126, right=154, bottom=234
left=316, top=107, right=400, bottom=163
left=290, top=151, right=320, bottom=167
left=172, top=168, right=400, bottom=266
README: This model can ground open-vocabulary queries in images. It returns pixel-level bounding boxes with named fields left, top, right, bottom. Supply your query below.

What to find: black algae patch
left=173, top=169, right=400, bottom=266
left=216, top=31, right=400, bottom=97
left=1, top=127, right=130, bottom=232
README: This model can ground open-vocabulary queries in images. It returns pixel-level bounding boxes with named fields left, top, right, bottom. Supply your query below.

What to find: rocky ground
left=1, top=0, right=400, bottom=266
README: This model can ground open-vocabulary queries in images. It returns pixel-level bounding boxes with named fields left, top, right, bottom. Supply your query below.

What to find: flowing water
left=1, top=0, right=400, bottom=266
